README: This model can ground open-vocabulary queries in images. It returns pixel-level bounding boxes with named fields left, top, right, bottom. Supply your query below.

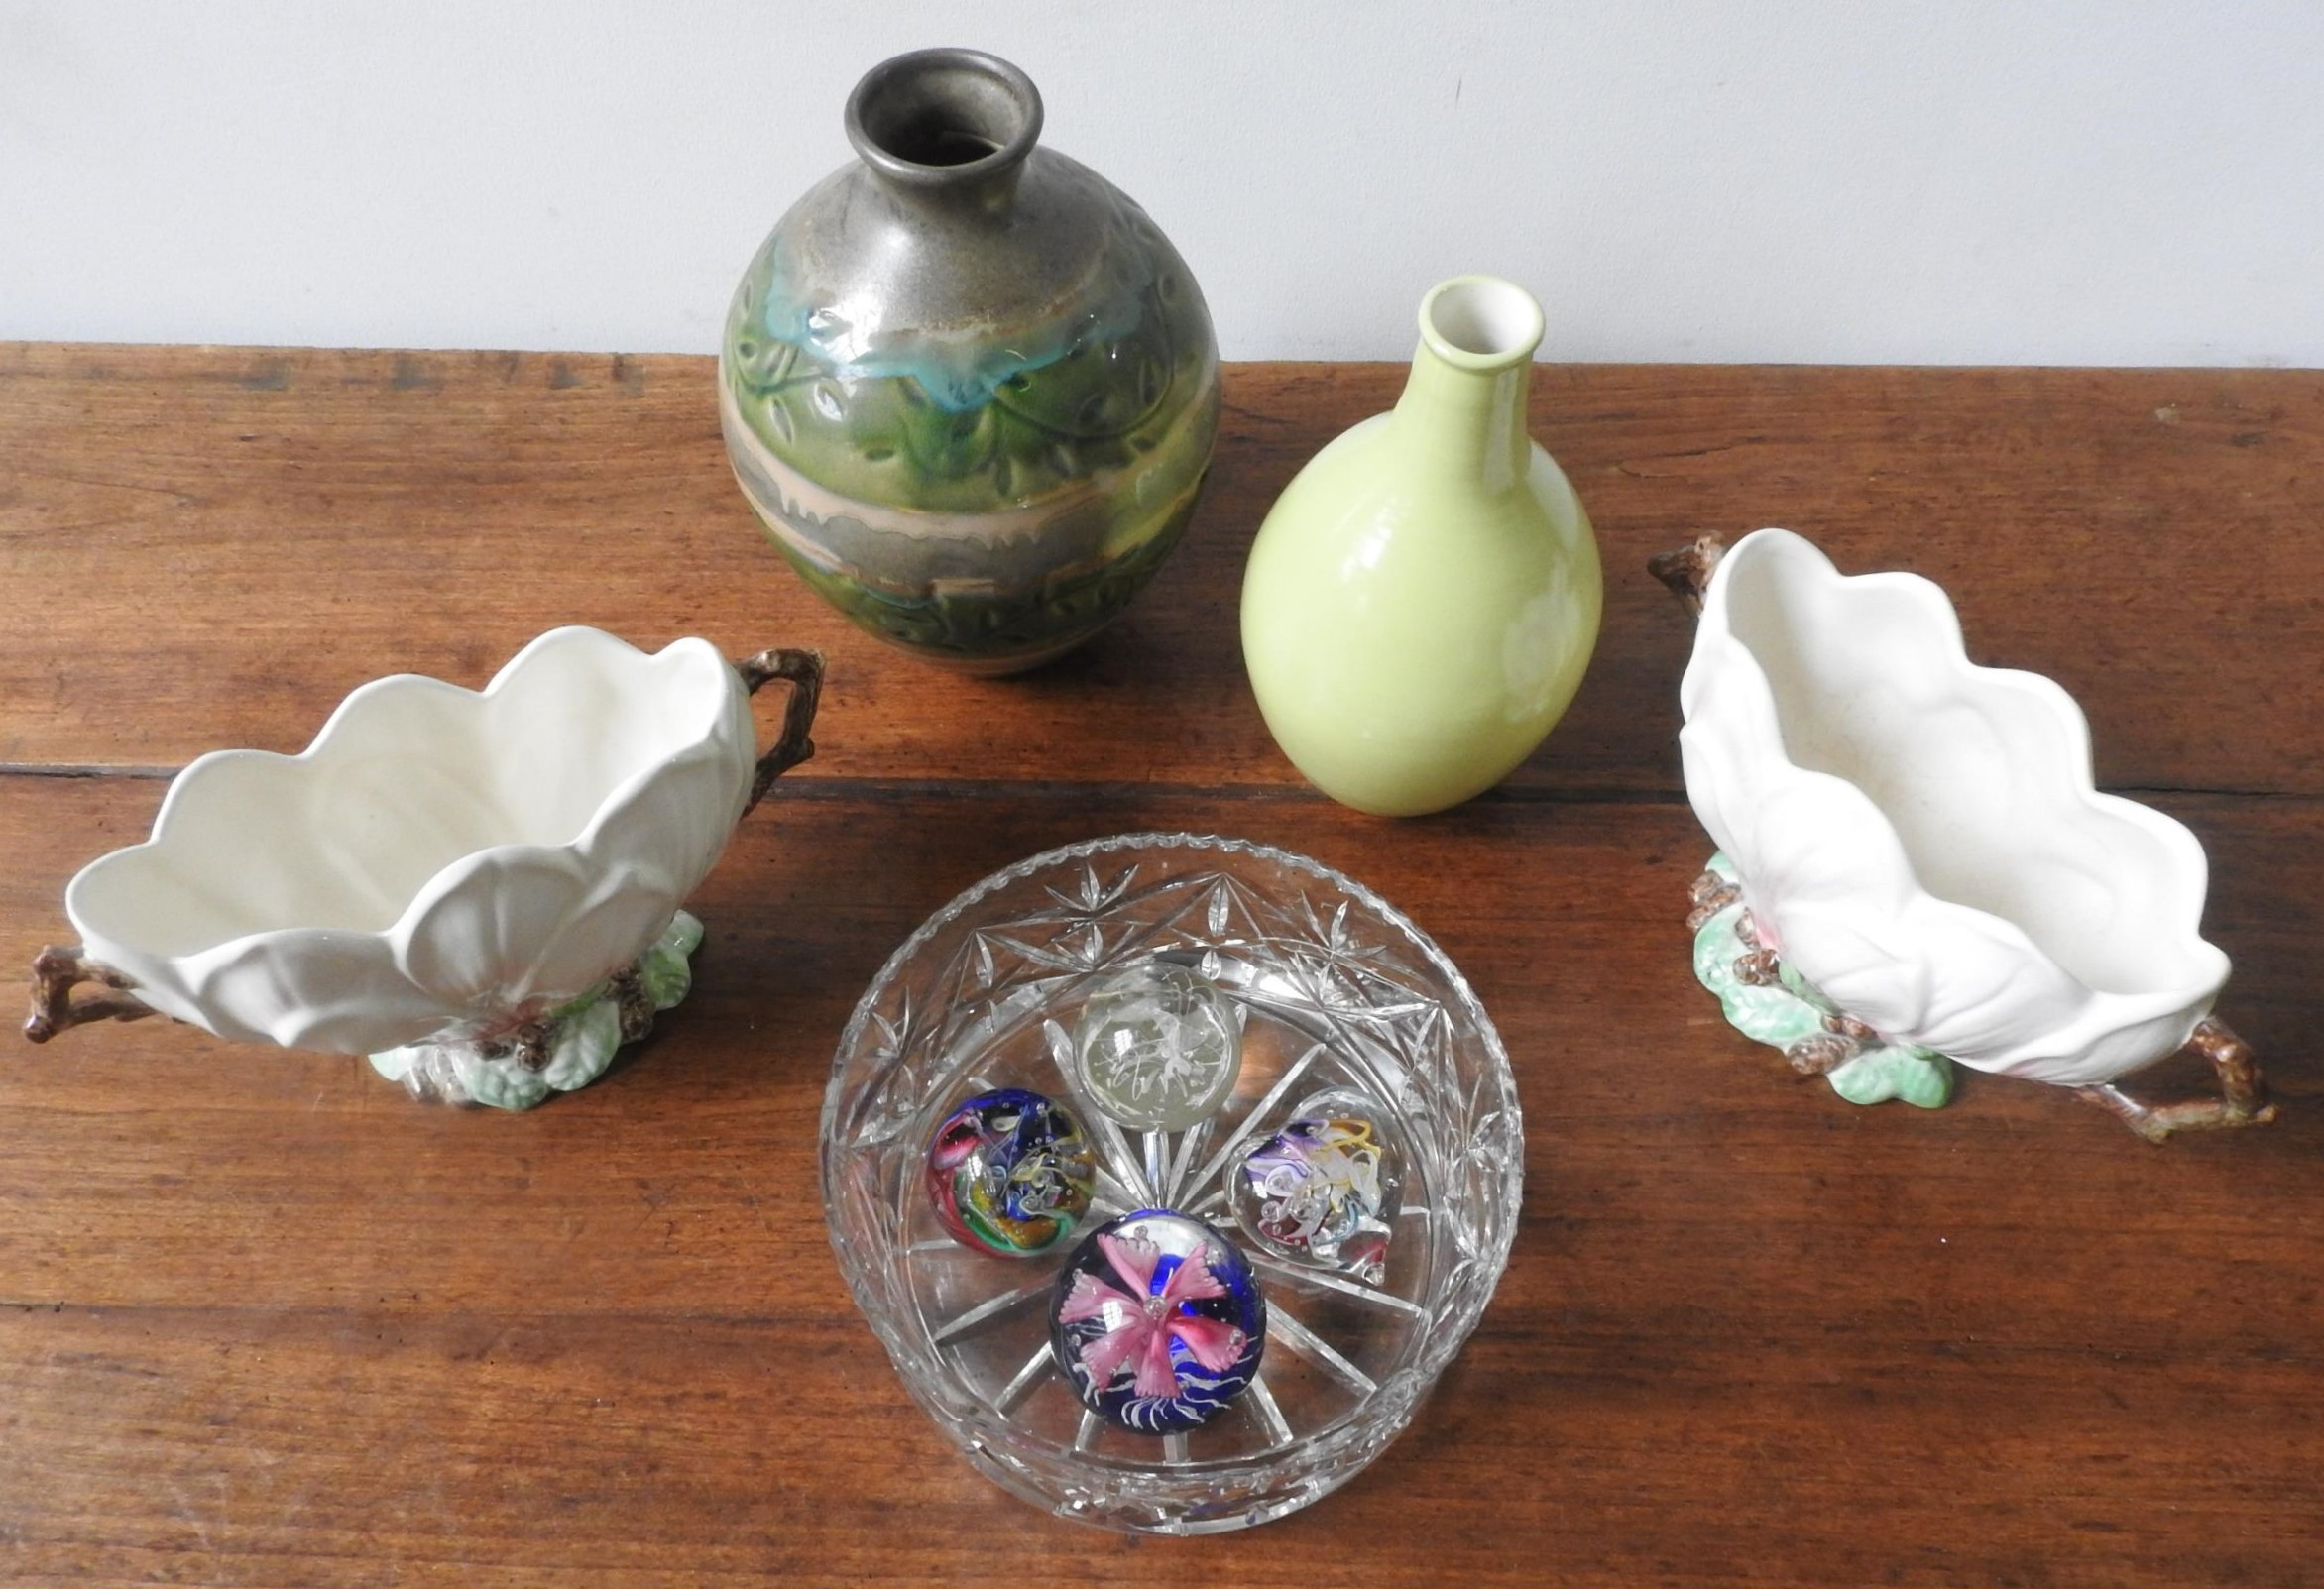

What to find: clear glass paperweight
left=821, top=835, right=1523, bottom=1533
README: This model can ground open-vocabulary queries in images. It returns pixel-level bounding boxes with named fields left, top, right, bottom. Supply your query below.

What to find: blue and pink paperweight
left=1050, top=1210, right=1267, bottom=1433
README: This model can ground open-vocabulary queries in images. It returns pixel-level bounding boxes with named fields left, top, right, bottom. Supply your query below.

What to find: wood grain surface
left=1, top=345, right=2318, bottom=1587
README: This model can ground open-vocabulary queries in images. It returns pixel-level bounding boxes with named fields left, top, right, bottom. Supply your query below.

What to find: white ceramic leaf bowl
left=27, top=626, right=823, bottom=1110
left=1657, top=529, right=2274, bottom=1141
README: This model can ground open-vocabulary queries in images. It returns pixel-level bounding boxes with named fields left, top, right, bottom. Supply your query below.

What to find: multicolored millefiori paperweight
left=1050, top=1209, right=1265, bottom=1433
left=1072, top=960, right=1243, bottom=1130
left=1228, top=1087, right=1403, bottom=1286
left=925, top=1087, right=1097, bottom=1257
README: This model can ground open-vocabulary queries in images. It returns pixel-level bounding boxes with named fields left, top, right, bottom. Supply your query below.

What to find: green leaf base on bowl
left=368, top=911, right=703, bottom=1110
left=1689, top=854, right=1953, bottom=1110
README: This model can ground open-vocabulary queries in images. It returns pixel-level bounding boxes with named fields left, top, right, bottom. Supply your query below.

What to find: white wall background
left=3, top=1, right=2320, bottom=366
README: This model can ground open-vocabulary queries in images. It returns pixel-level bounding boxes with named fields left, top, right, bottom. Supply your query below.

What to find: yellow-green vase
left=1239, top=277, right=1602, bottom=816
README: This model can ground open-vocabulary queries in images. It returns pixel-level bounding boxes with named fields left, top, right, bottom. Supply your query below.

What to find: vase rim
left=845, top=47, right=1045, bottom=191
left=1417, top=276, right=1544, bottom=372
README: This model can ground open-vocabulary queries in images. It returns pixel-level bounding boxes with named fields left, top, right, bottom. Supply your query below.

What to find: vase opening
left=1419, top=277, right=1544, bottom=369
left=845, top=48, right=1043, bottom=188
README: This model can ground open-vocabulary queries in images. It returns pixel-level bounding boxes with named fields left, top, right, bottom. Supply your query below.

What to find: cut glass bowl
left=821, top=834, right=1522, bottom=1533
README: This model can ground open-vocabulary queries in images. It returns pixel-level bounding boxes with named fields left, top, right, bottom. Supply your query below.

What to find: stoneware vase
left=24, top=628, right=824, bottom=1112
left=720, top=48, right=1220, bottom=674
left=1239, top=276, right=1601, bottom=816
left=1653, top=529, right=2275, bottom=1142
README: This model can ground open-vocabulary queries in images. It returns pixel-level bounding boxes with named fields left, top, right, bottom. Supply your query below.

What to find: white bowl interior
left=73, top=634, right=734, bottom=957
left=1720, top=545, right=2213, bottom=997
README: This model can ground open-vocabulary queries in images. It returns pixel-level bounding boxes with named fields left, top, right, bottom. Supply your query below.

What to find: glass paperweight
left=1072, top=961, right=1244, bottom=1129
left=1228, top=1087, right=1403, bottom=1286
left=822, top=834, right=1523, bottom=1533
left=925, top=1087, right=1098, bottom=1258
left=1051, top=1210, right=1266, bottom=1432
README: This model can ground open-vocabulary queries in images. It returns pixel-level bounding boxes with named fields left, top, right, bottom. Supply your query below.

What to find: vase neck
left=846, top=48, right=1042, bottom=215
left=1388, top=277, right=1545, bottom=490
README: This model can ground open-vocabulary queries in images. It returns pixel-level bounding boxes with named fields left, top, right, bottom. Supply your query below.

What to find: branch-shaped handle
left=735, top=647, right=826, bottom=815
left=2077, top=1016, right=2278, bottom=1143
left=1648, top=534, right=1728, bottom=615
left=25, top=946, right=156, bottom=1044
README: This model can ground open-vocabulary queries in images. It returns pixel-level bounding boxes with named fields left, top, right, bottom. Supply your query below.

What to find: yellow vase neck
left=1389, top=340, right=1534, bottom=492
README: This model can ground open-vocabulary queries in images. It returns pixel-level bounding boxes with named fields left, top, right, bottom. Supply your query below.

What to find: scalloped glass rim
left=820, top=832, right=1524, bottom=1533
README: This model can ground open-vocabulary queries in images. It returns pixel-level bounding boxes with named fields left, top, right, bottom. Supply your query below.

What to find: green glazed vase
left=720, top=49, right=1220, bottom=674
left=1240, top=277, right=1602, bottom=815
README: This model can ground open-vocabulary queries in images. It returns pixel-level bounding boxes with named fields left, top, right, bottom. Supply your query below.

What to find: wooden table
left=2, top=345, right=2318, bottom=1586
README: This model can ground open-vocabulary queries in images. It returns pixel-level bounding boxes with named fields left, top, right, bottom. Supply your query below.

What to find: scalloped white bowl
left=64, top=626, right=757, bottom=1056
left=1680, top=529, right=2229, bottom=1087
